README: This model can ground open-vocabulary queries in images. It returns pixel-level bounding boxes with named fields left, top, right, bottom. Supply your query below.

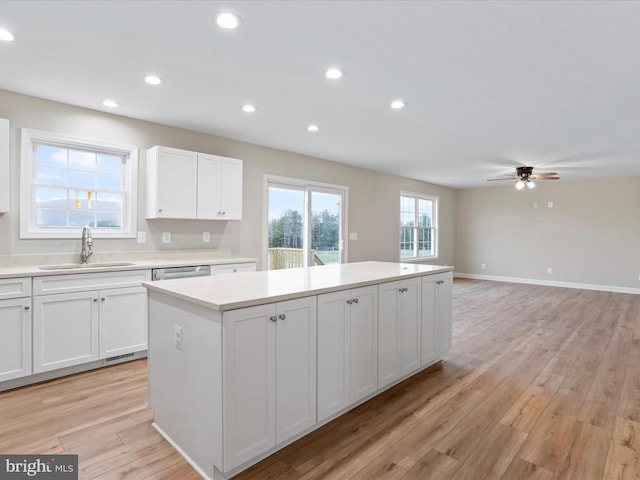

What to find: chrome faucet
left=80, top=225, right=93, bottom=264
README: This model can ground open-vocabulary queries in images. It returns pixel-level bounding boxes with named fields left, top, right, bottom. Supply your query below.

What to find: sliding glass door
left=267, top=179, right=346, bottom=270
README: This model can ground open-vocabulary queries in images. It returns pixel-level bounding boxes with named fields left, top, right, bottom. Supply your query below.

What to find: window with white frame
left=20, top=128, right=138, bottom=238
left=400, top=192, right=438, bottom=260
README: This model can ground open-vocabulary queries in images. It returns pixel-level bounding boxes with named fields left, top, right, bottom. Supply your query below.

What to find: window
left=265, top=176, right=347, bottom=270
left=20, top=128, right=138, bottom=238
left=400, top=192, right=438, bottom=260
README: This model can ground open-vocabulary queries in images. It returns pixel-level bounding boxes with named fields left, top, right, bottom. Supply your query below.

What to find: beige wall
left=0, top=89, right=455, bottom=269
left=455, top=177, right=640, bottom=290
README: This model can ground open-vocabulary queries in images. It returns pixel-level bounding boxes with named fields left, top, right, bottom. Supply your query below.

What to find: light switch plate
left=137, top=231, right=146, bottom=244
left=203, top=232, right=211, bottom=243
left=349, top=232, right=358, bottom=240
left=162, top=232, right=171, bottom=244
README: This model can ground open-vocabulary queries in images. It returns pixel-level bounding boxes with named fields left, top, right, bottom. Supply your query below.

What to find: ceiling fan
left=487, top=166, right=560, bottom=190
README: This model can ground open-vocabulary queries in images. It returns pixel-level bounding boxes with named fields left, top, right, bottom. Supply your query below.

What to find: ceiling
left=1, top=0, right=639, bottom=189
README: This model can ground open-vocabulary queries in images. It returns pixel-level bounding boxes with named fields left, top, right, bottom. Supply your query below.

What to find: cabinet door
left=218, top=157, right=243, bottom=220
left=398, top=277, right=421, bottom=376
left=317, top=290, right=350, bottom=422
left=379, top=278, right=421, bottom=387
left=0, top=297, right=31, bottom=381
left=99, top=286, right=148, bottom=359
left=275, top=297, right=316, bottom=443
left=378, top=280, right=401, bottom=387
left=223, top=304, right=276, bottom=470
left=33, top=292, right=99, bottom=373
left=196, top=153, right=222, bottom=219
left=349, top=285, right=378, bottom=403
left=147, top=146, right=197, bottom=218
left=435, top=273, right=453, bottom=356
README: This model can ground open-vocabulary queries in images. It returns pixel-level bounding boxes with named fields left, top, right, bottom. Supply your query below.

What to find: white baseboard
left=454, top=272, right=640, bottom=295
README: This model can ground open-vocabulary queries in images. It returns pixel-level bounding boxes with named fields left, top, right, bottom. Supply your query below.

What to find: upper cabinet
left=146, top=146, right=243, bottom=220
left=0, top=118, right=9, bottom=214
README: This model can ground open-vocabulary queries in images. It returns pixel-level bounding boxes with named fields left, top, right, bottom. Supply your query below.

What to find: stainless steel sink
left=39, top=262, right=136, bottom=270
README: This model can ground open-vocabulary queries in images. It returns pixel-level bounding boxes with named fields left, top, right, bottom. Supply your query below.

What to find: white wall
left=0, top=89, right=455, bottom=269
left=455, top=177, right=640, bottom=291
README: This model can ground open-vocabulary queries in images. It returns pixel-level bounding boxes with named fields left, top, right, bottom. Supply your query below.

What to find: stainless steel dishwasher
left=151, top=265, right=211, bottom=281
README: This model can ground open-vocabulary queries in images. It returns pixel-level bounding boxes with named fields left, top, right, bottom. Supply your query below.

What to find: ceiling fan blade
left=532, top=172, right=558, bottom=177
left=486, top=178, right=516, bottom=182
left=537, top=176, right=560, bottom=180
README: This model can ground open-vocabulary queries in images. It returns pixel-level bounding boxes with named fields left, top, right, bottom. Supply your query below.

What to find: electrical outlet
left=481, top=263, right=486, bottom=270
left=349, top=232, right=358, bottom=240
left=548, top=201, right=554, bottom=208
left=137, top=231, right=146, bottom=244
left=203, top=231, right=211, bottom=243
left=174, top=325, right=183, bottom=350
left=162, top=232, right=171, bottom=244
left=547, top=267, right=553, bottom=274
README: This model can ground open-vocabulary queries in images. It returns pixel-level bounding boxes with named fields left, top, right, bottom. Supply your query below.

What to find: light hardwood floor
left=2, top=278, right=639, bottom=479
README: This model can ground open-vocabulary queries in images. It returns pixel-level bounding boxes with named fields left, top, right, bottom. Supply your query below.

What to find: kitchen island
left=144, top=261, right=453, bottom=480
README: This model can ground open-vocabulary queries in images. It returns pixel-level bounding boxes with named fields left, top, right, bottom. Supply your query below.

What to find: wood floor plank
left=501, top=458, right=554, bottom=480
left=602, top=416, right=640, bottom=480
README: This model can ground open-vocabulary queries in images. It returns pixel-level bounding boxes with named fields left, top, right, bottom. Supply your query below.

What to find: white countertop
left=143, top=261, right=454, bottom=311
left=0, top=250, right=255, bottom=279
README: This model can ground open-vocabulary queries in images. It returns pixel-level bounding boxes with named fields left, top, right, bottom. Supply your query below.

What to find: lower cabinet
left=33, top=291, right=100, bottom=373
left=0, top=297, right=32, bottom=381
left=317, top=285, right=378, bottom=421
left=99, top=286, right=148, bottom=358
left=32, top=271, right=150, bottom=374
left=223, top=296, right=317, bottom=471
left=378, top=277, right=422, bottom=388
left=421, top=272, right=453, bottom=366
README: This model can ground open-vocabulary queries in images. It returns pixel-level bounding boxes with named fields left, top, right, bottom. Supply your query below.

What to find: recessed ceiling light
left=102, top=99, right=119, bottom=108
left=215, top=12, right=241, bottom=30
left=307, top=124, right=319, bottom=132
left=325, top=68, right=343, bottom=80
left=390, top=99, right=406, bottom=109
left=242, top=104, right=256, bottom=113
left=144, top=75, right=163, bottom=86
left=0, top=28, right=15, bottom=42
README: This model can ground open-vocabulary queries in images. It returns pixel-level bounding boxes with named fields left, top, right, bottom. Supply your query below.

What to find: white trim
left=454, top=272, right=640, bottom=295
left=263, top=174, right=349, bottom=269
left=151, top=423, right=214, bottom=480
left=20, top=128, right=138, bottom=239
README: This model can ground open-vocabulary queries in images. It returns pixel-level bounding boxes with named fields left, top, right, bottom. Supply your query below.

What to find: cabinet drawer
left=34, top=270, right=151, bottom=295
left=211, top=263, right=256, bottom=275
left=0, top=277, right=32, bottom=300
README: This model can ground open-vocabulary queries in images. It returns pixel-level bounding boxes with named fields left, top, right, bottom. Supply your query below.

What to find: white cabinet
left=223, top=296, right=316, bottom=470
left=146, top=146, right=243, bottom=220
left=0, top=277, right=32, bottom=381
left=146, top=146, right=197, bottom=219
left=197, top=154, right=243, bottom=220
left=0, top=118, right=9, bottom=214
left=33, top=271, right=150, bottom=373
left=33, top=291, right=99, bottom=373
left=378, top=277, right=422, bottom=388
left=317, top=285, right=377, bottom=421
left=211, top=262, right=256, bottom=275
left=99, top=286, right=148, bottom=358
left=421, top=272, right=453, bottom=366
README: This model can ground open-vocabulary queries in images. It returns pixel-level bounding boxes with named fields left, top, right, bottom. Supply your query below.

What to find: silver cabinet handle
left=278, top=314, right=286, bottom=320
left=353, top=298, right=359, bottom=304
left=101, top=297, right=106, bottom=301
left=270, top=316, right=277, bottom=322
left=24, top=306, right=30, bottom=311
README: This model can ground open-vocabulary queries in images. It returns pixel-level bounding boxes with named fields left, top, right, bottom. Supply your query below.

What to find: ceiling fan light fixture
left=527, top=180, right=536, bottom=189
left=515, top=180, right=525, bottom=190
left=215, top=12, right=241, bottom=30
